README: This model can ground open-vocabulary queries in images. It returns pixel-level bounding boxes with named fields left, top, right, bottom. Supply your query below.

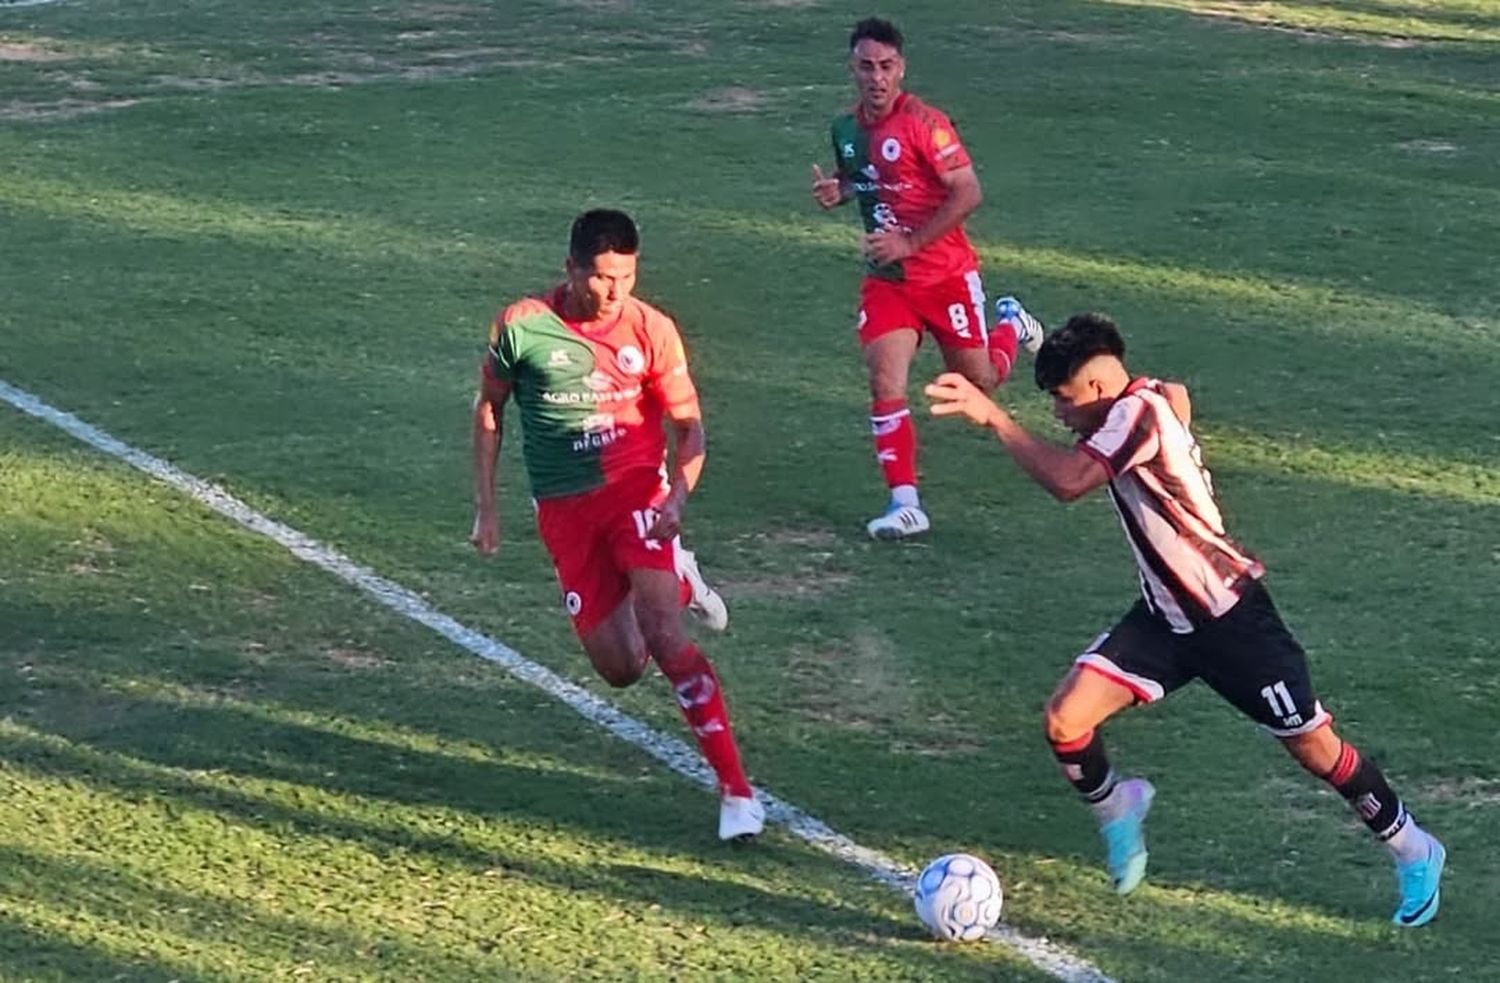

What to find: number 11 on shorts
left=1261, top=680, right=1296, bottom=719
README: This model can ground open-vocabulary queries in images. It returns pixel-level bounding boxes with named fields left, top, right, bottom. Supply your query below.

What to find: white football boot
left=718, top=794, right=765, bottom=841
left=866, top=503, right=931, bottom=541
left=677, top=547, right=729, bottom=632
left=995, top=295, right=1045, bottom=355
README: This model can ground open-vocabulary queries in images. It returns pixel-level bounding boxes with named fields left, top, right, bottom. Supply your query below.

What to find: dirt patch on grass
left=1396, top=138, right=1459, bottom=154
left=1188, top=10, right=1429, bottom=48
left=687, top=86, right=769, bottom=113
left=0, top=97, right=141, bottom=120
left=0, top=43, right=71, bottom=62
left=790, top=629, right=913, bottom=730
left=325, top=647, right=390, bottom=670
left=760, top=528, right=839, bottom=548
left=1421, top=778, right=1500, bottom=806
left=720, top=570, right=852, bottom=600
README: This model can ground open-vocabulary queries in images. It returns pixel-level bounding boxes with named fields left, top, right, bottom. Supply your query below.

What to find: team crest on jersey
left=615, top=345, right=645, bottom=375
left=564, top=591, right=583, bottom=616
left=880, top=137, right=901, bottom=162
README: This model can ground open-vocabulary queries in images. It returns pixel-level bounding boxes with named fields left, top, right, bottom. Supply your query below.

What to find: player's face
left=1050, top=377, right=1111, bottom=436
left=849, top=39, right=904, bottom=117
left=566, top=250, right=637, bottom=320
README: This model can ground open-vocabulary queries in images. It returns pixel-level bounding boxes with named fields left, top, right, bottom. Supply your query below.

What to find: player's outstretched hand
left=811, top=164, right=843, bottom=209
left=470, top=508, right=500, bottom=555
left=925, top=372, right=1000, bottom=427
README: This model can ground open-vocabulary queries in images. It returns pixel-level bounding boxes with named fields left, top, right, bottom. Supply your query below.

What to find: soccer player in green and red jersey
left=812, top=17, right=1043, bottom=540
left=470, top=209, right=763, bottom=841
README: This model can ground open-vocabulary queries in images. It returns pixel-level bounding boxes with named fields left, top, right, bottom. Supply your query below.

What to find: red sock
left=870, top=398, right=917, bottom=489
left=988, top=323, right=1019, bottom=383
left=659, top=644, right=753, bottom=798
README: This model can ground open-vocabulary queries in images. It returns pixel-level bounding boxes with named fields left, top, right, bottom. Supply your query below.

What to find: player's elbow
left=1049, top=478, right=1092, bottom=503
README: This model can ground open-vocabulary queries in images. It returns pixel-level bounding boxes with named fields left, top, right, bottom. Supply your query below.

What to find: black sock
left=1324, top=741, right=1409, bottom=840
left=1051, top=730, right=1117, bottom=803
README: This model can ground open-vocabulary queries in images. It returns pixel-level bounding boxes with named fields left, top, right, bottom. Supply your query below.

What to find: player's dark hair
left=850, top=17, right=903, bottom=53
left=568, top=209, right=639, bottom=268
left=1034, top=313, right=1127, bottom=390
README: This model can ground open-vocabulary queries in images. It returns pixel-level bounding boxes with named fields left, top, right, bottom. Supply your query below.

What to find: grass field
left=2, top=0, right=1498, bottom=979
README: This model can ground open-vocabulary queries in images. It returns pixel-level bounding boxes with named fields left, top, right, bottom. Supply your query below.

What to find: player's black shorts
left=1076, top=581, right=1330, bottom=736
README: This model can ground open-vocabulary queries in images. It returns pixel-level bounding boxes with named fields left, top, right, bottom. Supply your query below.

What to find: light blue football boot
left=1392, top=832, right=1446, bottom=927
left=1099, top=778, right=1155, bottom=895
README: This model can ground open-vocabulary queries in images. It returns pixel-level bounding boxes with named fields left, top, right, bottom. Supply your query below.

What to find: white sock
left=890, top=484, right=920, bottom=509
left=1089, top=775, right=1132, bottom=825
left=1385, top=815, right=1430, bottom=866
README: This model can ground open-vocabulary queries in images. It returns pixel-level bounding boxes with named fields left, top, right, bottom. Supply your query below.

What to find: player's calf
left=1288, top=729, right=1446, bottom=926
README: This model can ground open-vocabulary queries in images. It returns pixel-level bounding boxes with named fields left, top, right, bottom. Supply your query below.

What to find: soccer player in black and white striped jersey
left=924, top=312, right=1446, bottom=926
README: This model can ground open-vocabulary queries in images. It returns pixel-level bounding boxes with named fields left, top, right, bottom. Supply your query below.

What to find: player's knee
left=1043, top=700, right=1090, bottom=746
left=595, top=652, right=648, bottom=688
left=1281, top=723, right=1340, bottom=775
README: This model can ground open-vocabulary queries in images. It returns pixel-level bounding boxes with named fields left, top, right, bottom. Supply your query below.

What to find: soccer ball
left=913, top=853, right=1004, bottom=942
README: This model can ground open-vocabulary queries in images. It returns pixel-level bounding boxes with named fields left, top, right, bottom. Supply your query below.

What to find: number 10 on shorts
left=632, top=509, right=663, bottom=550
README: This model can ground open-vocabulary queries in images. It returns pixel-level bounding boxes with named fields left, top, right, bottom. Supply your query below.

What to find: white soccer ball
left=913, top=853, right=1004, bottom=942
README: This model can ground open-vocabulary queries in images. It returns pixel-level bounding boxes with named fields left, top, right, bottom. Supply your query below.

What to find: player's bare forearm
left=926, top=371, right=1105, bottom=503
left=987, top=412, right=1105, bottom=503
left=470, top=383, right=507, bottom=554
left=471, top=391, right=504, bottom=505
left=666, top=415, right=706, bottom=502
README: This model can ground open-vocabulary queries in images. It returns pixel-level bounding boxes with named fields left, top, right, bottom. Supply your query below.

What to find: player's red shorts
left=535, top=468, right=679, bottom=638
left=857, top=269, right=988, bottom=349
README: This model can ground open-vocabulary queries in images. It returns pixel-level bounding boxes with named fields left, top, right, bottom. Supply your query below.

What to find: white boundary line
left=0, top=378, right=1111, bottom=983
left=0, top=0, right=68, bottom=8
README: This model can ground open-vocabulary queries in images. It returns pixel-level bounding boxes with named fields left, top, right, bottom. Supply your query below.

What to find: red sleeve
left=914, top=106, right=972, bottom=173
left=644, top=310, right=700, bottom=419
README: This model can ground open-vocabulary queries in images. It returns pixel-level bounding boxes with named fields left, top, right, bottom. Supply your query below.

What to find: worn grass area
left=1, top=0, right=1496, bottom=979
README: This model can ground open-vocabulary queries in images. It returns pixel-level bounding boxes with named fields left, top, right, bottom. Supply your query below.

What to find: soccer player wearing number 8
left=924, top=314, right=1446, bottom=925
left=470, top=209, right=763, bottom=842
left=812, top=18, right=1040, bottom=541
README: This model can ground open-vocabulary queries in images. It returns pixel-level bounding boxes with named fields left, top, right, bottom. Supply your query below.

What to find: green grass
left=2, top=0, right=1497, bottom=979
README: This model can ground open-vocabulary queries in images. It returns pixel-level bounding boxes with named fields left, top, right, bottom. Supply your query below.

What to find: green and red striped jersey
left=830, top=92, right=979, bottom=285
left=486, top=287, right=699, bottom=499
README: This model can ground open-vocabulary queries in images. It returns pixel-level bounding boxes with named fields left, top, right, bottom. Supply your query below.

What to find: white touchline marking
left=1, top=378, right=1111, bottom=983
left=0, top=0, right=68, bottom=8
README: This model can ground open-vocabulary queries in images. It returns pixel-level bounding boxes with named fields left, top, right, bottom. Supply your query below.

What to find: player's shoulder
left=499, top=295, right=555, bottom=327
left=897, top=92, right=955, bottom=129
left=626, top=296, right=679, bottom=333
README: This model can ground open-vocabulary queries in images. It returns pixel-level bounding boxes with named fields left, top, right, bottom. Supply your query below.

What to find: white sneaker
left=677, top=548, right=729, bottom=632
left=866, top=503, right=930, bottom=541
left=718, top=794, right=765, bottom=841
left=995, top=295, right=1045, bottom=355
